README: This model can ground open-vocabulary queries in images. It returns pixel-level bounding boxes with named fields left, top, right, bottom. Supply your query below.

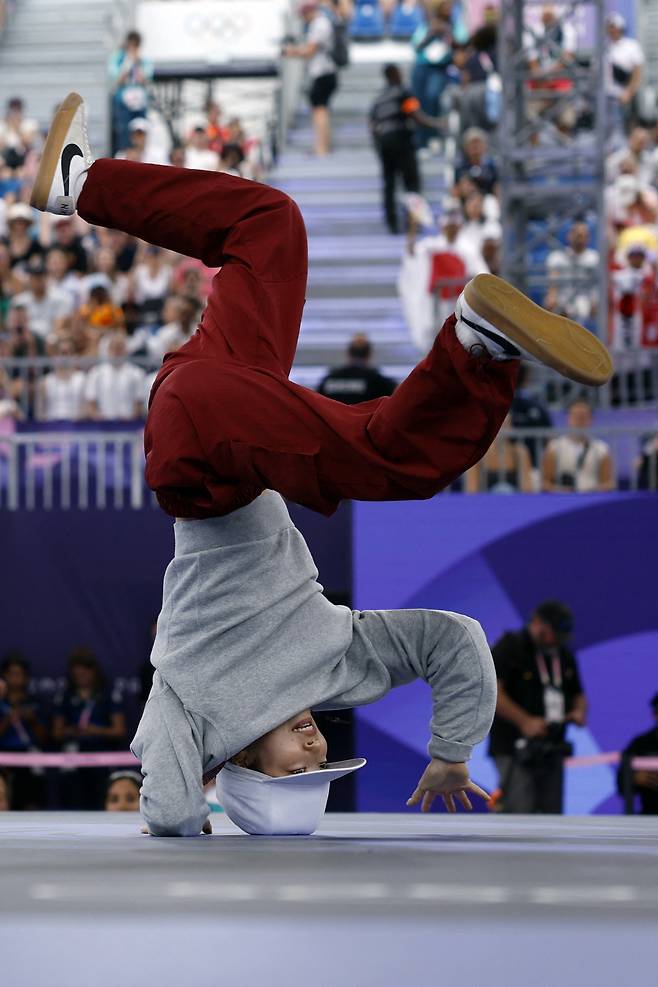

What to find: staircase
left=271, top=54, right=447, bottom=388
left=0, top=0, right=129, bottom=151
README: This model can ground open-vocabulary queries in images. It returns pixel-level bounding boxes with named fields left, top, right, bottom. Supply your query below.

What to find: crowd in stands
left=0, top=649, right=138, bottom=811
left=0, top=41, right=269, bottom=427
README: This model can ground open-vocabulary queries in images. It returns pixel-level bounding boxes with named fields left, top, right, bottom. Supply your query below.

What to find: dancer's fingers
left=442, top=793, right=456, bottom=813
left=467, top=782, right=491, bottom=801
left=456, top=790, right=473, bottom=811
left=421, top=790, right=437, bottom=813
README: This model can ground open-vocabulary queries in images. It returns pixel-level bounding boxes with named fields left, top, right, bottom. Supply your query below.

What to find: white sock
left=72, top=166, right=89, bottom=203
left=454, top=292, right=520, bottom=361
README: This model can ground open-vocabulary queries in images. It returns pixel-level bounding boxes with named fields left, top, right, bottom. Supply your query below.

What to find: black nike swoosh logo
left=61, top=143, right=84, bottom=197
left=460, top=314, right=521, bottom=357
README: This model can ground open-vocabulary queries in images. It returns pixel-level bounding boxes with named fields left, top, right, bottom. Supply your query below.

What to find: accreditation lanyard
left=536, top=651, right=565, bottom=724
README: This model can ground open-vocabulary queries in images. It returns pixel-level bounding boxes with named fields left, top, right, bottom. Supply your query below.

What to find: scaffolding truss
left=497, top=0, right=607, bottom=342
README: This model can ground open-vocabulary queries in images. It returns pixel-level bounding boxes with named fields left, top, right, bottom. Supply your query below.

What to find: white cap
left=7, top=202, right=33, bottom=224
left=606, top=12, right=626, bottom=30
left=129, top=117, right=149, bottom=132
left=217, top=758, right=366, bottom=835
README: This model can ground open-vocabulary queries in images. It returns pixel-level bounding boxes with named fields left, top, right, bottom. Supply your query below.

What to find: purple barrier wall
left=0, top=503, right=351, bottom=680
left=353, top=494, right=658, bottom=815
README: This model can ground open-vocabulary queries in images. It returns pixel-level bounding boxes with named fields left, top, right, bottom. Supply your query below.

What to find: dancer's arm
left=348, top=609, right=497, bottom=763
left=131, top=686, right=209, bottom=837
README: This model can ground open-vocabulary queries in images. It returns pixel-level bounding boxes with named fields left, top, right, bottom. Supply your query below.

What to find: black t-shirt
left=511, top=393, right=553, bottom=467
left=617, top=727, right=658, bottom=814
left=488, top=628, right=584, bottom=756
left=317, top=364, right=396, bottom=405
left=370, top=84, right=419, bottom=141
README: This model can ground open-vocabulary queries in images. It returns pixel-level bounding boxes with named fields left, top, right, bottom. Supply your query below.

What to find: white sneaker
left=30, top=92, right=93, bottom=216
left=455, top=274, right=613, bottom=387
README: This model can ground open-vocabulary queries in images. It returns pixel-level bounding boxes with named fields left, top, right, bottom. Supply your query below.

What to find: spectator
left=0, top=653, right=47, bottom=810
left=184, top=126, right=220, bottom=171
left=465, top=413, right=533, bottom=492
left=105, top=771, right=142, bottom=811
left=147, top=294, right=199, bottom=364
left=526, top=5, right=577, bottom=97
left=488, top=601, right=587, bottom=814
left=11, top=254, right=73, bottom=340
left=0, top=240, right=25, bottom=318
left=454, top=21, right=500, bottom=133
left=369, top=64, right=441, bottom=234
left=617, top=692, right=658, bottom=814
left=0, top=98, right=39, bottom=172
left=6, top=202, right=42, bottom=270
left=606, top=171, right=658, bottom=233
left=219, top=143, right=245, bottom=178
left=453, top=127, right=498, bottom=195
left=84, top=247, right=127, bottom=306
left=317, top=333, right=396, bottom=403
left=169, top=144, right=186, bottom=168
left=205, top=101, right=227, bottom=154
left=636, top=432, right=658, bottom=490
left=129, top=245, right=172, bottom=324
left=607, top=126, right=655, bottom=184
left=85, top=332, right=146, bottom=420
left=45, top=246, right=83, bottom=312
left=0, top=367, right=22, bottom=423
left=283, top=2, right=340, bottom=157
left=0, top=771, right=10, bottom=811
left=36, top=337, right=86, bottom=421
left=52, top=648, right=126, bottom=810
left=606, top=13, right=644, bottom=143
left=51, top=216, right=89, bottom=274
left=481, top=221, right=502, bottom=274
left=609, top=242, right=658, bottom=352
left=108, top=31, right=153, bottom=153
left=5, top=303, right=44, bottom=415
left=410, top=0, right=454, bottom=149
left=77, top=285, right=125, bottom=357
left=115, top=117, right=150, bottom=163
left=542, top=397, right=616, bottom=492
left=544, top=221, right=599, bottom=324
left=453, top=172, right=500, bottom=221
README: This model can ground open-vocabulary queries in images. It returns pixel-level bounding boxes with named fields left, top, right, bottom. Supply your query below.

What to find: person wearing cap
left=606, top=13, right=644, bottom=143
left=11, top=254, right=73, bottom=340
left=317, top=333, right=396, bottom=404
left=488, top=601, right=587, bottom=814
left=283, top=2, right=340, bottom=157
left=6, top=202, right=42, bottom=271
left=30, top=92, right=613, bottom=835
left=617, top=694, right=658, bottom=815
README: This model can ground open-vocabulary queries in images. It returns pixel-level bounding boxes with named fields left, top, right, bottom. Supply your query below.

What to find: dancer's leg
left=77, top=159, right=307, bottom=376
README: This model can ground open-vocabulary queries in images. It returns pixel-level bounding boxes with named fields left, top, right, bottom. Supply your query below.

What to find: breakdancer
left=32, top=94, right=612, bottom=836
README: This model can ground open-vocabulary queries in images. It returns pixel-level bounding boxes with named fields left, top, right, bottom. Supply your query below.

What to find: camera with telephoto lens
left=514, top=723, right=574, bottom=765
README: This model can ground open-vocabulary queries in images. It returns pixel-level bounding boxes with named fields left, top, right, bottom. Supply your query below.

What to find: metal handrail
left=0, top=424, right=656, bottom=511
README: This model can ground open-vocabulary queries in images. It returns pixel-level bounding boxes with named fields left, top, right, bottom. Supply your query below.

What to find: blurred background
left=0, top=0, right=656, bottom=818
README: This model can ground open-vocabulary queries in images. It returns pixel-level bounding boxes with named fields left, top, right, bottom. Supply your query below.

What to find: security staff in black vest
left=488, top=601, right=587, bottom=813
left=317, top=333, right=396, bottom=405
left=369, top=63, right=442, bottom=233
left=617, top=693, right=658, bottom=814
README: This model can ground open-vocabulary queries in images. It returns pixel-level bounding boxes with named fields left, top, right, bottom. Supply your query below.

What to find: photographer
left=488, top=601, right=587, bottom=813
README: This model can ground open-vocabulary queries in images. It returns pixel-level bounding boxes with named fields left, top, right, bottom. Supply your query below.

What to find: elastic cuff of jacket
left=428, top=737, right=473, bottom=763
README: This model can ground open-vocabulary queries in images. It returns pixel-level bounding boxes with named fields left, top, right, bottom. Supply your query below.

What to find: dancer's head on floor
left=231, top=710, right=329, bottom=777
left=219, top=711, right=365, bottom=835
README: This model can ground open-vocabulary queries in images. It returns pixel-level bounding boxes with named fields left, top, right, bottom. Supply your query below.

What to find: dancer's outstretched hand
left=407, top=758, right=490, bottom=813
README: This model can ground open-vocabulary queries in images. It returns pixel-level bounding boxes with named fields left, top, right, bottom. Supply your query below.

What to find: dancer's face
left=237, top=711, right=328, bottom=777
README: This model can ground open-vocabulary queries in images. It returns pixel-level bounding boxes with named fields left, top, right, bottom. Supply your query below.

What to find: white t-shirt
left=133, top=263, right=172, bottom=305
left=546, top=435, right=612, bottom=491
left=42, top=371, right=87, bottom=420
left=184, top=147, right=220, bottom=171
left=607, top=37, right=644, bottom=98
left=147, top=322, right=194, bottom=363
left=85, top=362, right=146, bottom=419
left=12, top=286, right=74, bottom=339
left=308, top=13, right=335, bottom=80
left=546, top=246, right=599, bottom=321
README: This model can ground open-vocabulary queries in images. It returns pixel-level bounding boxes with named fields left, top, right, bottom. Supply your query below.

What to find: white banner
left=137, top=0, right=293, bottom=65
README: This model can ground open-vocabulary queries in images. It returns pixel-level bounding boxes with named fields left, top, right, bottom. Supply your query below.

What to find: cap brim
left=265, top=757, right=367, bottom=787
